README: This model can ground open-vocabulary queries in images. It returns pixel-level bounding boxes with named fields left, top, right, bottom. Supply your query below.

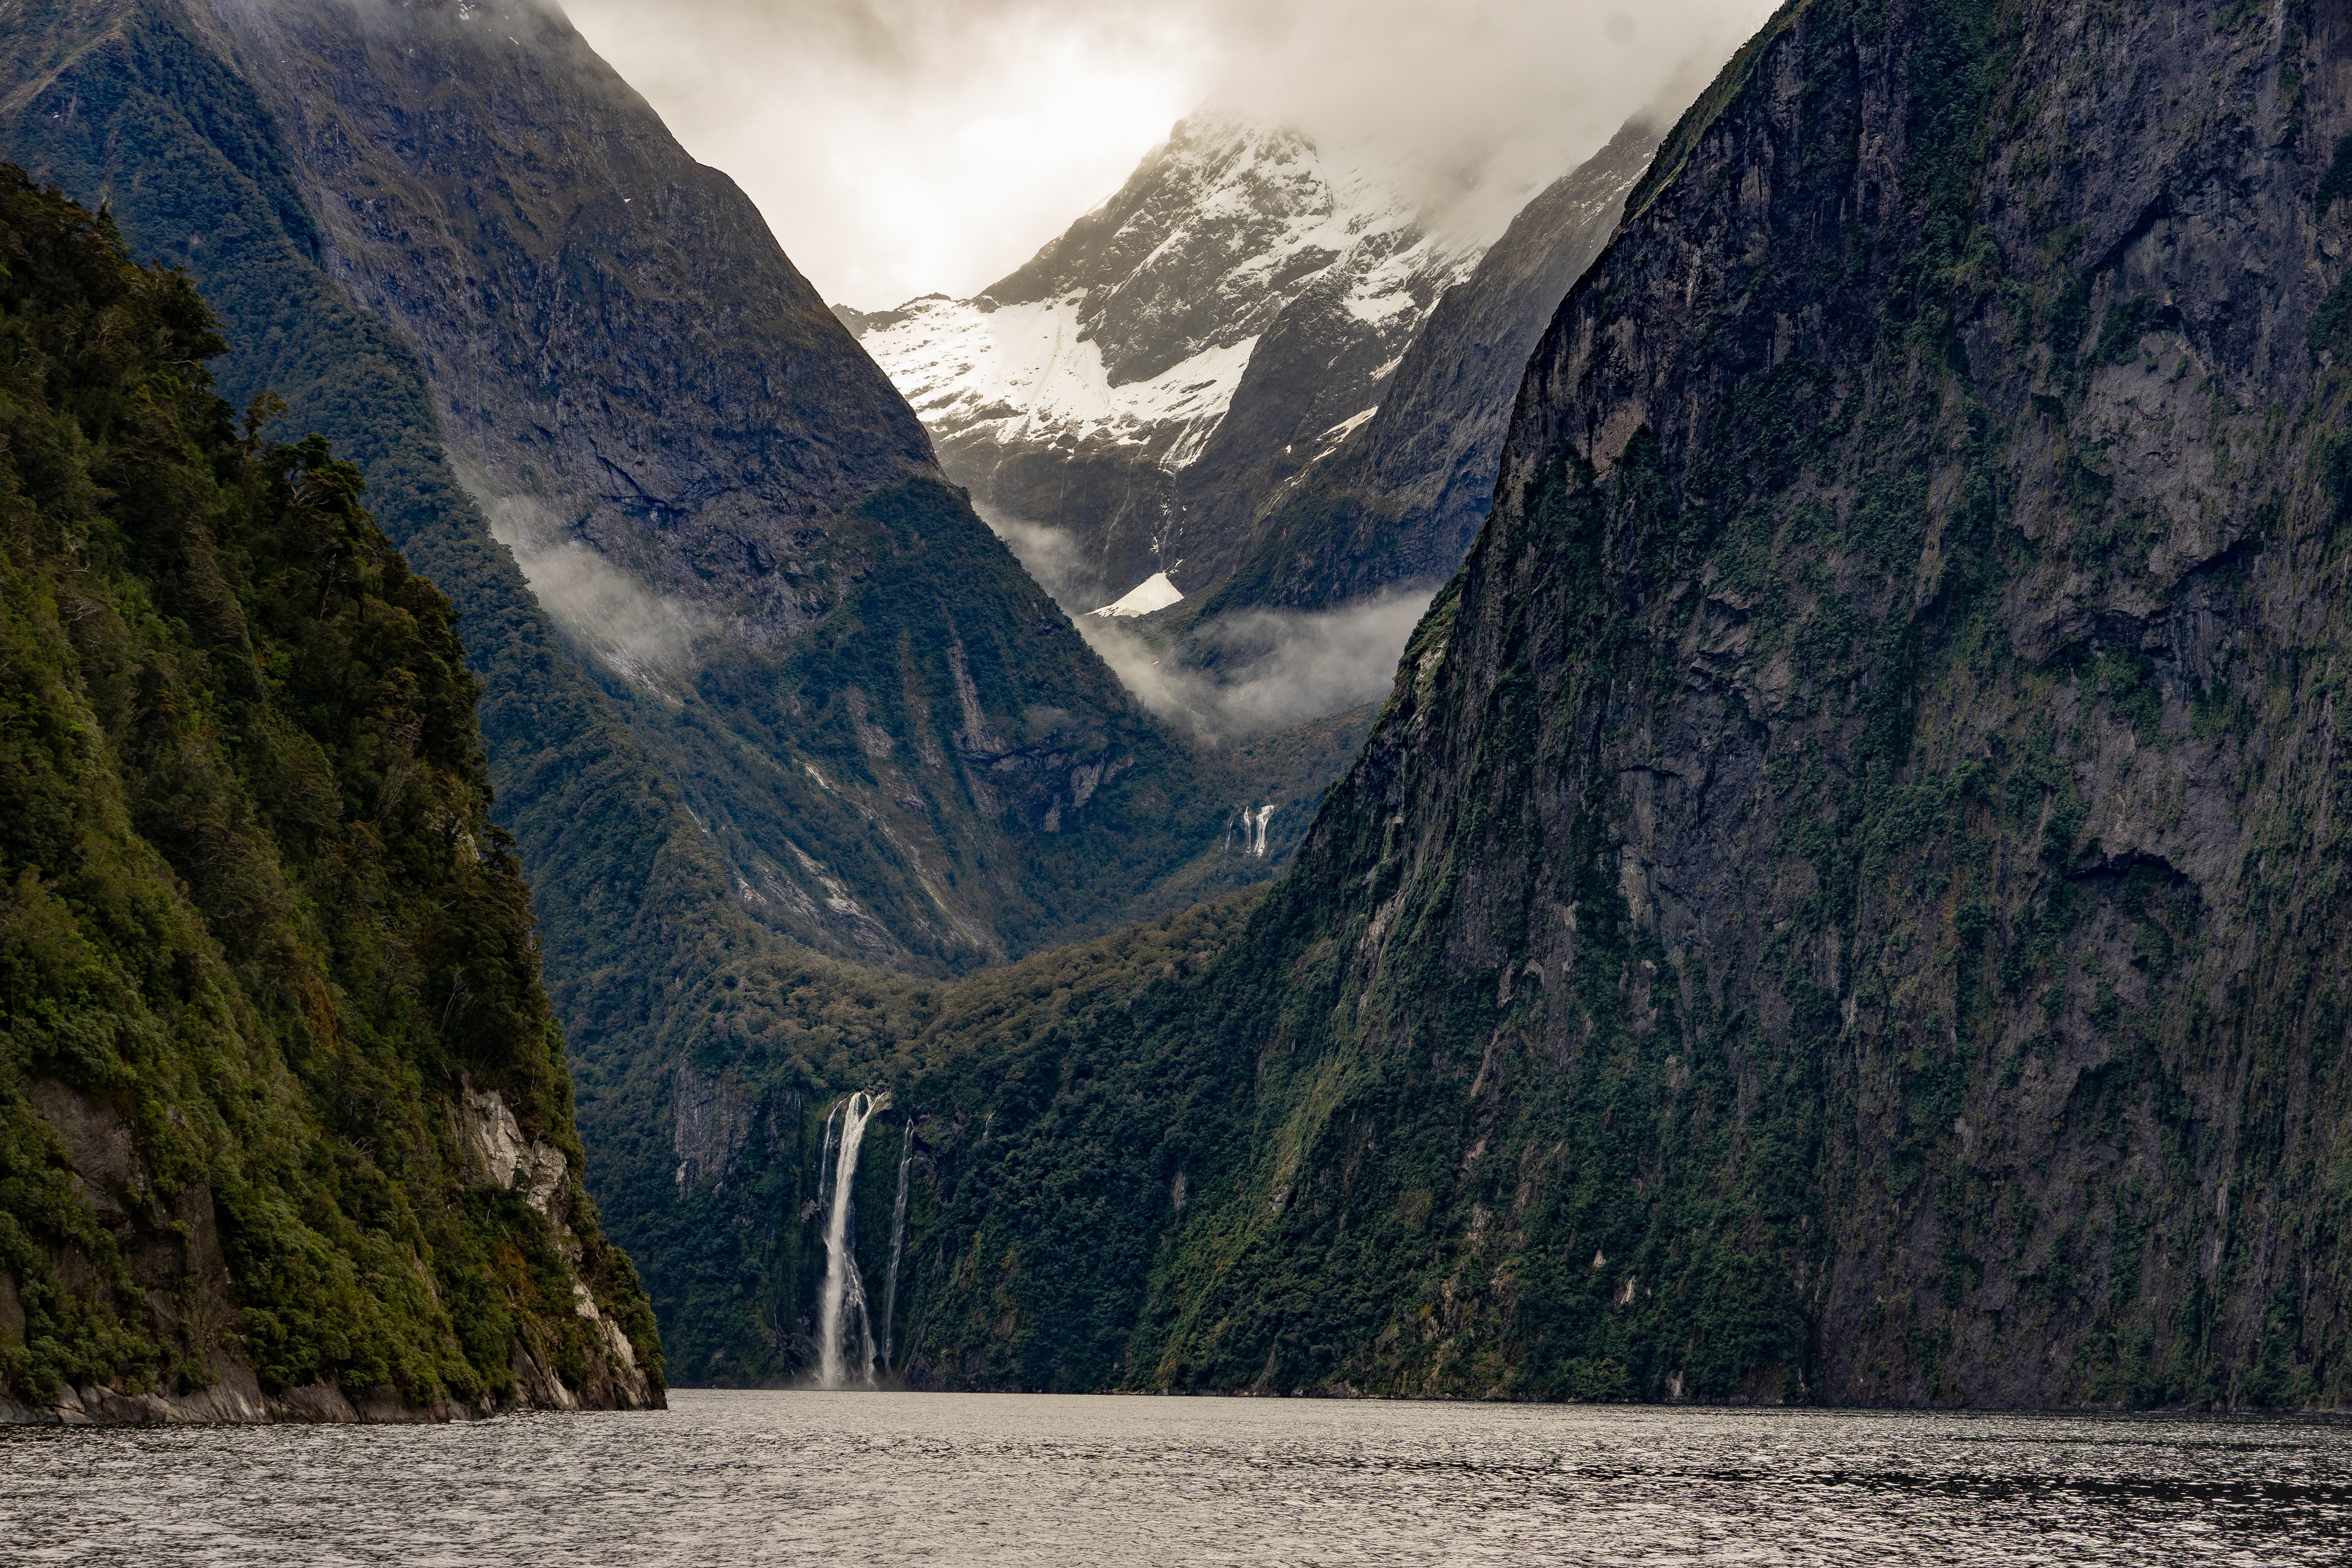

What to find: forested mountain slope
left=0, top=173, right=656, bottom=1422
left=0, top=0, right=1317, bottom=1374
left=7, top=0, right=1231, bottom=981
left=748, top=0, right=2352, bottom=1408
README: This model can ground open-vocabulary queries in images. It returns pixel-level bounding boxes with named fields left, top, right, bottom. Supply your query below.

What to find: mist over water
left=15, top=1394, right=2350, bottom=1565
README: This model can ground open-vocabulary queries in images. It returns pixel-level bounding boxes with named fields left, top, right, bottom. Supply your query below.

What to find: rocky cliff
left=766, top=0, right=2352, bottom=1409
left=0, top=171, right=658, bottom=1422
left=1207, top=116, right=1664, bottom=615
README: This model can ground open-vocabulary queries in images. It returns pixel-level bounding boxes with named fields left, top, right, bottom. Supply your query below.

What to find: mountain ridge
left=846, top=113, right=1492, bottom=614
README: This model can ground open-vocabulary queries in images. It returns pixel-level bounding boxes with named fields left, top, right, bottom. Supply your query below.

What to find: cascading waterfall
left=1250, top=802, right=1277, bottom=857
left=817, top=1091, right=887, bottom=1389
left=814, top=1101, right=842, bottom=1210
left=880, top=1125, right=913, bottom=1372
left=1228, top=802, right=1279, bottom=858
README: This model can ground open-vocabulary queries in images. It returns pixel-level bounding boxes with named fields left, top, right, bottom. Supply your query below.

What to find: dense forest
left=0, top=171, right=656, bottom=1418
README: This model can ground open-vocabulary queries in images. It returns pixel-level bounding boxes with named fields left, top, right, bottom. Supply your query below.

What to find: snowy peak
left=844, top=292, right=1256, bottom=479
left=848, top=114, right=1481, bottom=495
left=984, top=115, right=1464, bottom=390
left=1089, top=571, right=1185, bottom=619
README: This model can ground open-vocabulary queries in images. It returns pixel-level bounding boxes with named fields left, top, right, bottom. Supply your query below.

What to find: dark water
left=5, top=1390, right=2348, bottom=1564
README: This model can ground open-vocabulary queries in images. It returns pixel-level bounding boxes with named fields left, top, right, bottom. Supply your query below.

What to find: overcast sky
left=563, top=0, right=1777, bottom=310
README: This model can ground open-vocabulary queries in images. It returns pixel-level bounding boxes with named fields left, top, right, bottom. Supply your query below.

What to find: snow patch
left=1090, top=571, right=1185, bottom=619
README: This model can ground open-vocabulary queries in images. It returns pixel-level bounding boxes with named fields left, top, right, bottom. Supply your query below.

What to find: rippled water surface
left=6, top=1391, right=2350, bottom=1564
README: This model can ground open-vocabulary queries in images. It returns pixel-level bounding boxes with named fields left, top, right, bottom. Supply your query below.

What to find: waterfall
left=1230, top=803, right=1278, bottom=857
left=814, top=1101, right=842, bottom=1210
left=817, top=1090, right=887, bottom=1389
left=1250, top=802, right=1277, bottom=857
left=880, top=1124, right=913, bottom=1372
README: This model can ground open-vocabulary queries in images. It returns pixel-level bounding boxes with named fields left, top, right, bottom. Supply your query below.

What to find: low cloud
left=475, top=487, right=712, bottom=700
left=971, top=502, right=1100, bottom=608
left=1078, top=588, right=1434, bottom=743
left=562, top=0, right=1779, bottom=308
left=976, top=502, right=1429, bottom=739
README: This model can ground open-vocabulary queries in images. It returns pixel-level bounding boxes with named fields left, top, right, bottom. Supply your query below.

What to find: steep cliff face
left=800, top=0, right=2352, bottom=1409
left=109, top=0, right=1225, bottom=974
left=1204, top=0, right=2352, bottom=1405
left=847, top=116, right=1490, bottom=612
left=1207, top=116, right=1663, bottom=615
left=189, top=0, right=928, bottom=650
left=0, top=172, right=658, bottom=1422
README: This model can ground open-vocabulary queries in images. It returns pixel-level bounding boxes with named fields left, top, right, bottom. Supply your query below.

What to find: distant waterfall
left=880, top=1126, right=914, bottom=1372
left=817, top=1091, right=887, bottom=1389
left=1229, top=802, right=1278, bottom=858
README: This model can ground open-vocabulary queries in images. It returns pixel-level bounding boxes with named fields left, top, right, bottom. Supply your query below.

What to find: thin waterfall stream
left=817, top=1091, right=886, bottom=1389
left=814, top=1102, right=842, bottom=1210
left=880, top=1125, right=913, bottom=1372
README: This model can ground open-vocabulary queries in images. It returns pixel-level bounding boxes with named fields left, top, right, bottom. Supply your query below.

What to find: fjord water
left=6, top=1394, right=2347, bottom=1565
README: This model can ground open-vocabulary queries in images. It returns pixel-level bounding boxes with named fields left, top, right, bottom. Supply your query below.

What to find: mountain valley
left=672, top=0, right=2352, bottom=1406
left=846, top=104, right=1677, bottom=739
left=8, top=0, right=2352, bottom=1417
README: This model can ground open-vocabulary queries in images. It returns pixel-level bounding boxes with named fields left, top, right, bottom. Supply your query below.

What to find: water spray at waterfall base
left=817, top=1091, right=887, bottom=1389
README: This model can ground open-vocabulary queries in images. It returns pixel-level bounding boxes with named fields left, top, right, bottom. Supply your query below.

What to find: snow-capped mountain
left=840, top=114, right=1495, bottom=612
left=1205, top=114, right=1666, bottom=617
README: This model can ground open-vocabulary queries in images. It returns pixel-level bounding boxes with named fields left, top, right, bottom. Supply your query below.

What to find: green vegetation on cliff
left=0, top=0, right=1385, bottom=1385
left=629, top=0, right=2352, bottom=1411
left=16, top=0, right=2338, bottom=1415
left=0, top=171, right=655, bottom=1415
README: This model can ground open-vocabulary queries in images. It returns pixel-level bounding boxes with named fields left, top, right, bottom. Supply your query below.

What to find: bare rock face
left=669, top=1063, right=757, bottom=1196
left=1212, top=116, right=1666, bottom=613
left=456, top=1080, right=572, bottom=1221
left=1193, top=0, right=2352, bottom=1405
left=192, top=0, right=935, bottom=659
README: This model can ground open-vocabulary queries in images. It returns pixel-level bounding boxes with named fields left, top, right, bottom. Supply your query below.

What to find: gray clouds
left=561, top=0, right=1775, bottom=308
